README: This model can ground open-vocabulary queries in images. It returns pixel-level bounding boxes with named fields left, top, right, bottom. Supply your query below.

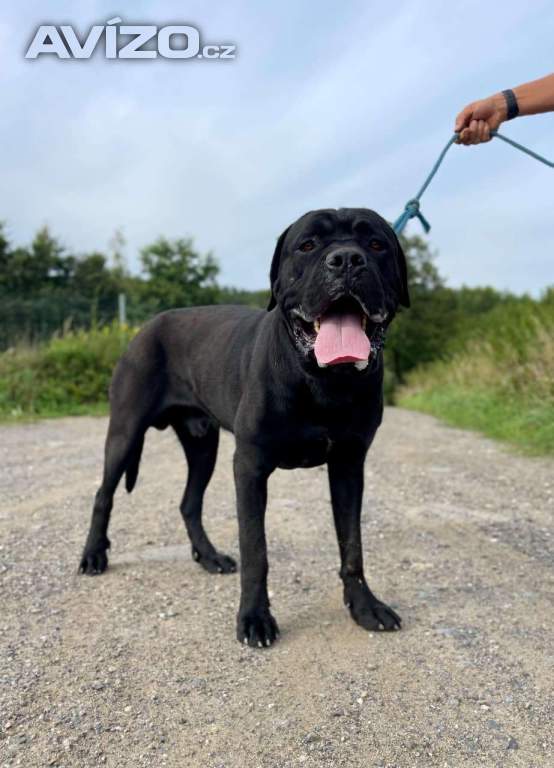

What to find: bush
left=398, top=293, right=554, bottom=454
left=0, top=324, right=136, bottom=419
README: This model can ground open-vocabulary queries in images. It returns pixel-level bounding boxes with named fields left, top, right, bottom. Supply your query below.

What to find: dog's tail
left=125, top=433, right=145, bottom=493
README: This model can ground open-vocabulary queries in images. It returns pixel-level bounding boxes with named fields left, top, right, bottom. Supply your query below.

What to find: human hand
left=454, top=94, right=507, bottom=145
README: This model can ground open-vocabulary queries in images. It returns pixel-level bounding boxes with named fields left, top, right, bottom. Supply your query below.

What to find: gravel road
left=1, top=408, right=553, bottom=768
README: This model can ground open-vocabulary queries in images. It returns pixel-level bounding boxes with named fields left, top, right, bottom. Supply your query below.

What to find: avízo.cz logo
left=25, top=17, right=236, bottom=60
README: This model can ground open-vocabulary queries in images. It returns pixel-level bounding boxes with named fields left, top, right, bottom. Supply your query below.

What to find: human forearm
left=512, top=73, right=554, bottom=116
left=455, top=73, right=554, bottom=145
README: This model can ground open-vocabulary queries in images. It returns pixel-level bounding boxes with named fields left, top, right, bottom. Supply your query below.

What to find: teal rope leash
left=392, top=131, right=553, bottom=236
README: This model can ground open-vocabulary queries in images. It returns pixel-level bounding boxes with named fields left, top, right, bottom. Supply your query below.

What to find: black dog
left=80, top=208, right=409, bottom=647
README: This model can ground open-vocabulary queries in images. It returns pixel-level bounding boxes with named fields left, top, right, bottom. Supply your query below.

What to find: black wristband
left=502, top=89, right=519, bottom=120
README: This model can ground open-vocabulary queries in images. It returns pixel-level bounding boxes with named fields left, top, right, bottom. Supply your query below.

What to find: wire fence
left=0, top=293, right=150, bottom=350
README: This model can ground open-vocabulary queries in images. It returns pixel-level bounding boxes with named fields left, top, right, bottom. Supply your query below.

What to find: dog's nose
left=325, top=250, right=367, bottom=272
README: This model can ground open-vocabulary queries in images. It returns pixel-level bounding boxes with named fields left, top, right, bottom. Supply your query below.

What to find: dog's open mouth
left=292, top=296, right=387, bottom=370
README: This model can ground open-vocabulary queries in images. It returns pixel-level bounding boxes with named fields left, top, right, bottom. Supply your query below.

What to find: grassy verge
left=397, top=299, right=554, bottom=456
left=399, top=387, right=554, bottom=455
left=0, top=325, right=135, bottom=421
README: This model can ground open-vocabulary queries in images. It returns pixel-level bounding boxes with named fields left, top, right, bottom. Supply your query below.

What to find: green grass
left=0, top=324, right=135, bottom=421
left=397, top=297, right=554, bottom=456
left=400, top=387, right=554, bottom=455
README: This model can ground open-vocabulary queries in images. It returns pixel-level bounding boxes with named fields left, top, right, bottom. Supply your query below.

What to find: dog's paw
left=237, top=609, right=280, bottom=648
left=79, top=538, right=110, bottom=575
left=349, top=598, right=401, bottom=631
left=344, top=579, right=401, bottom=631
left=192, top=547, right=237, bottom=574
left=79, top=549, right=108, bottom=575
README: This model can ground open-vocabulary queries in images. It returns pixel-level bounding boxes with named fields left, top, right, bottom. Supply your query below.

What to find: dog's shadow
left=93, top=547, right=408, bottom=643
left=114, top=543, right=190, bottom=567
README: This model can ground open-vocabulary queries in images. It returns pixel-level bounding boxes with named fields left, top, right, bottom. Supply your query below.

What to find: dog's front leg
left=328, top=448, right=401, bottom=632
left=234, top=443, right=279, bottom=647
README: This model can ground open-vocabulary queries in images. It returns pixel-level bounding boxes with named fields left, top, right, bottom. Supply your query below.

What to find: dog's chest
left=267, top=381, right=376, bottom=470
left=274, top=388, right=369, bottom=469
left=276, top=425, right=332, bottom=469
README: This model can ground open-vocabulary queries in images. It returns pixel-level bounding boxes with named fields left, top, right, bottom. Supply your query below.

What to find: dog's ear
left=392, top=231, right=410, bottom=308
left=267, top=226, right=291, bottom=311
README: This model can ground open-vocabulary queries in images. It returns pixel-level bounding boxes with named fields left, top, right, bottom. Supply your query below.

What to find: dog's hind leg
left=173, top=418, right=237, bottom=574
left=79, top=414, right=145, bottom=575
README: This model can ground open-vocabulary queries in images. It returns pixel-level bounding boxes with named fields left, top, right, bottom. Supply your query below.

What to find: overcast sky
left=1, top=1, right=552, bottom=295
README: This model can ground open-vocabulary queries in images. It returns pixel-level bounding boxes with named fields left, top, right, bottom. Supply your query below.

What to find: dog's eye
left=299, top=239, right=316, bottom=253
left=369, top=239, right=384, bottom=252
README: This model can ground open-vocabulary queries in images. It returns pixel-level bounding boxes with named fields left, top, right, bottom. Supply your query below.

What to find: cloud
left=1, top=1, right=552, bottom=295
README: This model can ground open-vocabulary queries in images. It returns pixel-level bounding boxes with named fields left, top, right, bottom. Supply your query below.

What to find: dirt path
left=1, top=408, right=553, bottom=768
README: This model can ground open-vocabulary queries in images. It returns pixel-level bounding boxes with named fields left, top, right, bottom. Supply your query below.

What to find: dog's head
left=268, top=208, right=409, bottom=370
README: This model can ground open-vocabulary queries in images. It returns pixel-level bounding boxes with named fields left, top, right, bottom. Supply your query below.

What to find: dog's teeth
left=317, top=361, right=328, bottom=368
left=361, top=316, right=367, bottom=331
left=354, top=360, right=368, bottom=371
left=314, top=319, right=320, bottom=332
left=369, top=311, right=387, bottom=323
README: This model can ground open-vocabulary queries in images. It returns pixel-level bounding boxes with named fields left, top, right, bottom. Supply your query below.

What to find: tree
left=140, top=236, right=219, bottom=309
left=386, top=235, right=454, bottom=392
left=216, top=286, right=270, bottom=309
left=0, top=222, right=10, bottom=291
left=72, top=252, right=120, bottom=300
left=400, top=234, right=443, bottom=292
left=0, top=226, right=72, bottom=294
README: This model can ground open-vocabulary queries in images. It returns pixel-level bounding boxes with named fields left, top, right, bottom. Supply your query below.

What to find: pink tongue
left=314, top=312, right=370, bottom=366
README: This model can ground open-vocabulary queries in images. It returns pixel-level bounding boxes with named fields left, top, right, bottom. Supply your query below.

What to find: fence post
left=118, top=293, right=127, bottom=326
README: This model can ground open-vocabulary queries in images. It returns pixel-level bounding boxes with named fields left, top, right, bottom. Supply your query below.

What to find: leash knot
left=407, top=200, right=431, bottom=234
left=393, top=199, right=431, bottom=236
